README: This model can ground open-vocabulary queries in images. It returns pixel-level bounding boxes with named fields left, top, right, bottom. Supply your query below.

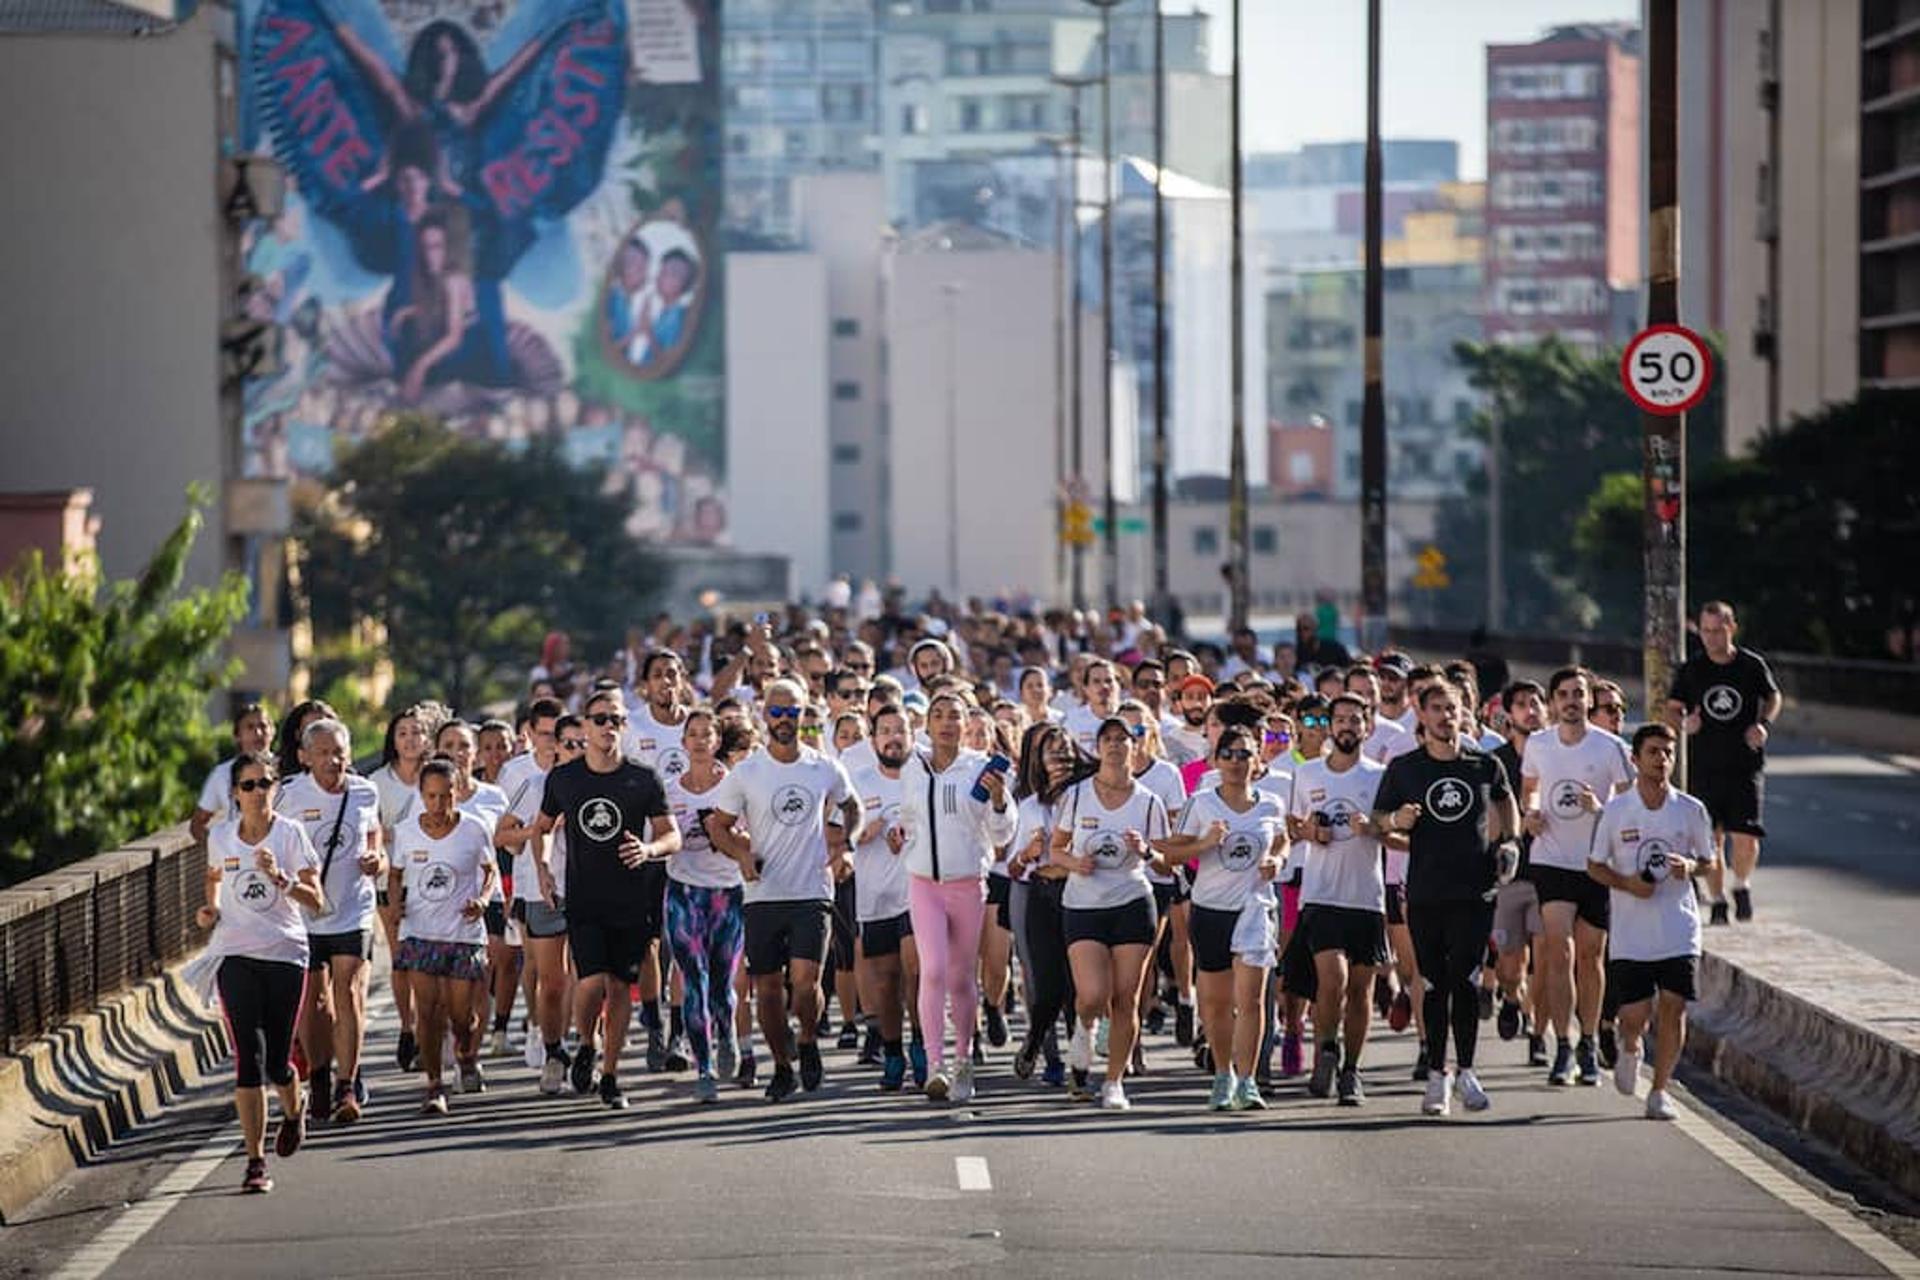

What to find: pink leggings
left=908, top=875, right=988, bottom=1073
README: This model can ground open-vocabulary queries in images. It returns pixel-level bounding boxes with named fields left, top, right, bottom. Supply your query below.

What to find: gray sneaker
left=715, top=1033, right=740, bottom=1082
left=693, top=1074, right=720, bottom=1105
left=1308, top=1044, right=1338, bottom=1099
left=1336, top=1068, right=1365, bottom=1107
left=458, top=1061, right=485, bottom=1094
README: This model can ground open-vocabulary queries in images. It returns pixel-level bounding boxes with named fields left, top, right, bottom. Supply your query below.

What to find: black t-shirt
left=1376, top=745, right=1511, bottom=905
left=1492, top=739, right=1532, bottom=874
left=540, top=757, right=669, bottom=919
left=1667, top=648, right=1778, bottom=775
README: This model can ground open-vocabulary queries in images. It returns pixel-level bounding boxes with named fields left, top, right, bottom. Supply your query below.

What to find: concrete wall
left=726, top=252, right=831, bottom=599
left=0, top=13, right=224, bottom=591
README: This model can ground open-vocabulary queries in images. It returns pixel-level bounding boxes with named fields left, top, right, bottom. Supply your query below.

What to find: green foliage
left=0, top=491, right=248, bottom=885
left=1433, top=335, right=1724, bottom=635
left=297, top=415, right=667, bottom=713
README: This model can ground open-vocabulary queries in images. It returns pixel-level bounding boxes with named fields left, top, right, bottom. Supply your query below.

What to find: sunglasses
left=766, top=705, right=804, bottom=720
left=845, top=660, right=874, bottom=673
left=1136, top=679, right=1165, bottom=690
left=587, top=713, right=627, bottom=727
left=1300, top=715, right=1330, bottom=729
left=1217, top=748, right=1255, bottom=762
left=1126, top=724, right=1147, bottom=739
left=836, top=685, right=871, bottom=700
left=1593, top=703, right=1624, bottom=715
left=1265, top=730, right=1292, bottom=746
left=799, top=725, right=823, bottom=737
left=235, top=776, right=275, bottom=793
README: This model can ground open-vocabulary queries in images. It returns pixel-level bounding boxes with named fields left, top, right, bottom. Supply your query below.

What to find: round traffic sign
left=1621, top=324, right=1712, bottom=415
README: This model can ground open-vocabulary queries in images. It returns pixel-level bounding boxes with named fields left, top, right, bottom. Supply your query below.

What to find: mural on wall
left=237, top=0, right=726, bottom=545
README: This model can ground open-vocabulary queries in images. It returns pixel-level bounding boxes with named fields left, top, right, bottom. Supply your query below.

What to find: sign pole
left=1643, top=0, right=1685, bottom=777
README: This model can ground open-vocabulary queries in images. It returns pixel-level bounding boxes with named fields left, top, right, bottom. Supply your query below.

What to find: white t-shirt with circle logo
left=206, top=816, right=319, bottom=966
left=623, top=705, right=691, bottom=787
left=394, top=812, right=494, bottom=946
left=1521, top=726, right=1633, bottom=871
left=274, top=773, right=383, bottom=935
left=1056, top=778, right=1169, bottom=911
left=1180, top=786, right=1285, bottom=913
left=708, top=746, right=855, bottom=905
left=1589, top=786, right=1715, bottom=961
left=1288, top=756, right=1387, bottom=913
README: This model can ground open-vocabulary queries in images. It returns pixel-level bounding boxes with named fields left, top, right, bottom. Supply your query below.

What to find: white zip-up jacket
left=899, top=747, right=1019, bottom=882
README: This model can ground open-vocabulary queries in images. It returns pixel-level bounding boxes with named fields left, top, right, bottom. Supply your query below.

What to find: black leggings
left=1410, top=898, right=1494, bottom=1073
left=1019, top=877, right=1073, bottom=1059
left=217, top=955, right=305, bottom=1089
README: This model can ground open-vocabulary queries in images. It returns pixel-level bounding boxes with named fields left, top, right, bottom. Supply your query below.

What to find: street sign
left=1062, top=501, right=1096, bottom=548
left=1412, top=544, right=1450, bottom=590
left=1621, top=324, right=1712, bottom=415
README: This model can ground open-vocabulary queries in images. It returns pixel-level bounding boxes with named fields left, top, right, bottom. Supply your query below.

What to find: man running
left=1666, top=601, right=1780, bottom=924
left=623, top=649, right=693, bottom=1072
left=849, top=703, right=919, bottom=1090
left=1490, top=680, right=1549, bottom=1067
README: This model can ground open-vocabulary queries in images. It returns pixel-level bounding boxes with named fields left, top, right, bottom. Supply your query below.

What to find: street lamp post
left=1087, top=0, right=1123, bottom=612
left=1054, top=73, right=1098, bottom=611
left=943, top=282, right=963, bottom=596
left=1227, top=0, right=1249, bottom=633
left=1049, top=134, right=1071, bottom=599
left=1359, top=0, right=1388, bottom=652
left=1151, top=0, right=1170, bottom=628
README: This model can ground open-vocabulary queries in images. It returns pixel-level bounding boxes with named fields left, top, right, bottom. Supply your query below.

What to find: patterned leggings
left=665, top=882, right=745, bottom=1075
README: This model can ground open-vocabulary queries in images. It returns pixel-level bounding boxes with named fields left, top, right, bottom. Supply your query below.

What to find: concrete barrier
left=1689, top=922, right=1920, bottom=1200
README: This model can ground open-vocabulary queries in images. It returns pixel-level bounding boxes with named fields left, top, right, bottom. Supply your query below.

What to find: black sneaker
left=736, top=1049, right=758, bottom=1089
left=395, top=1030, right=418, bottom=1074
left=1732, top=887, right=1753, bottom=922
left=798, top=1041, right=824, bottom=1092
left=1144, top=1005, right=1167, bottom=1036
left=1575, top=1037, right=1601, bottom=1086
left=1411, top=1057, right=1430, bottom=1083
left=1013, top=1041, right=1039, bottom=1080
left=1709, top=900, right=1731, bottom=926
left=984, top=1004, right=1009, bottom=1048
left=858, top=1026, right=882, bottom=1067
left=1336, top=1068, right=1365, bottom=1107
left=1528, top=1034, right=1549, bottom=1068
left=1174, top=1002, right=1195, bottom=1048
left=570, top=1042, right=598, bottom=1095
left=1598, top=1023, right=1619, bottom=1070
left=837, top=1022, right=860, bottom=1050
left=1477, top=986, right=1495, bottom=1021
left=1549, top=1041, right=1573, bottom=1086
left=971, top=1037, right=986, bottom=1066
left=598, top=1075, right=627, bottom=1110
left=1308, top=1045, right=1338, bottom=1099
left=1497, top=999, right=1522, bottom=1042
left=308, top=1066, right=333, bottom=1127
left=645, top=1026, right=667, bottom=1073
left=765, top=1064, right=799, bottom=1102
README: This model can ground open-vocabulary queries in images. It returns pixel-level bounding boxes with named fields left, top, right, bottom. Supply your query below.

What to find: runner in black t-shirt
left=1374, top=679, right=1519, bottom=1118
left=1664, top=601, right=1781, bottom=925
left=532, top=689, right=677, bottom=1109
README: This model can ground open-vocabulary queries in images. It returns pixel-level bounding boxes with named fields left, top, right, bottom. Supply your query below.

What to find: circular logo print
left=1219, top=829, right=1262, bottom=871
left=419, top=862, right=457, bottom=903
left=1549, top=780, right=1587, bottom=820
left=772, top=784, right=816, bottom=827
left=1424, top=777, right=1474, bottom=823
left=656, top=746, right=690, bottom=781
left=1636, top=836, right=1675, bottom=879
left=1324, top=797, right=1359, bottom=839
left=1703, top=685, right=1742, bottom=721
left=579, top=797, right=623, bottom=842
left=1087, top=829, right=1129, bottom=869
left=232, top=867, right=278, bottom=913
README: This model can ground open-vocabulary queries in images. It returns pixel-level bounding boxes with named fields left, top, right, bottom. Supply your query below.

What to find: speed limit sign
left=1621, top=324, right=1712, bottom=415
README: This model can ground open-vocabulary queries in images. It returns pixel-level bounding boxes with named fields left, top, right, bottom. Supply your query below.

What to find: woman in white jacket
left=895, top=691, right=1018, bottom=1103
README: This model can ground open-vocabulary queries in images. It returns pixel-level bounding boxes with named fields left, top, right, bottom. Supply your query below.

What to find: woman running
left=1007, top=723, right=1084, bottom=1086
left=1118, top=699, right=1188, bottom=1074
left=432, top=720, right=511, bottom=1087
left=371, top=704, right=435, bottom=1072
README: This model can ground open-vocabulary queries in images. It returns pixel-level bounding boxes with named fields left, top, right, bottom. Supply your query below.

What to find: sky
left=1214, top=0, right=1642, bottom=181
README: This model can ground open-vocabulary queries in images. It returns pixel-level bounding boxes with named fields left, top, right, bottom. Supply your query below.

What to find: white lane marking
left=954, top=1156, right=992, bottom=1192
left=51, top=1125, right=240, bottom=1280
left=1890, top=755, right=1920, bottom=775
left=1669, top=1098, right=1920, bottom=1278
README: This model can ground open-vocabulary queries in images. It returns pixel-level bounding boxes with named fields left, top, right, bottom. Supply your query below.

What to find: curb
left=1687, top=923, right=1920, bottom=1202
left=0, top=965, right=229, bottom=1224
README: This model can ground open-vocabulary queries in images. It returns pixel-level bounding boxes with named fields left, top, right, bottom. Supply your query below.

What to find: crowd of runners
left=187, top=596, right=1779, bottom=1194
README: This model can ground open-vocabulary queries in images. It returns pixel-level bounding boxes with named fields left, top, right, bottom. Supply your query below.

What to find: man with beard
left=1376, top=655, right=1417, bottom=733
left=622, top=649, right=693, bottom=1070
left=847, top=704, right=921, bottom=1090
left=1490, top=680, right=1549, bottom=1067
left=1166, top=674, right=1213, bottom=767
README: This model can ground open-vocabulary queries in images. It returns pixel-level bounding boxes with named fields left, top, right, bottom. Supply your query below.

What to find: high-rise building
left=1859, top=1, right=1920, bottom=388
left=1483, top=23, right=1641, bottom=351
left=1245, top=139, right=1462, bottom=272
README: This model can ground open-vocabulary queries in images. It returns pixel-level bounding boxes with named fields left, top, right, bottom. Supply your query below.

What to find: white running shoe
left=952, top=1061, right=976, bottom=1104
left=1614, top=1047, right=1642, bottom=1097
left=1100, top=1079, right=1131, bottom=1111
left=489, top=1028, right=510, bottom=1059
left=1422, top=1068, right=1453, bottom=1116
left=539, top=1055, right=567, bottom=1096
left=524, top=1032, right=544, bottom=1072
left=1069, top=1020, right=1093, bottom=1074
left=1645, top=1088, right=1678, bottom=1121
left=925, top=1070, right=952, bottom=1102
left=1454, top=1068, right=1490, bottom=1113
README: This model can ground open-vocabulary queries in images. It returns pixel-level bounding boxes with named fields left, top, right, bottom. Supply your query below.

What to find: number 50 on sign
left=1620, top=324, right=1713, bottom=415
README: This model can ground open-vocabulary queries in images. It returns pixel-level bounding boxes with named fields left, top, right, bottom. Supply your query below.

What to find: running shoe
left=1421, top=1069, right=1452, bottom=1116
left=1069, top=1068, right=1093, bottom=1101
left=1196, top=1042, right=1215, bottom=1074
left=880, top=1051, right=908, bottom=1093
left=1477, top=986, right=1495, bottom=1022
left=925, top=1069, right=952, bottom=1102
left=1528, top=1034, right=1549, bottom=1068
left=646, top=1026, right=667, bottom=1073
left=1129, top=1041, right=1146, bottom=1078
left=909, top=1041, right=929, bottom=1088
left=693, top=1074, right=720, bottom=1106
left=1144, top=1005, right=1167, bottom=1036
left=539, top=1054, right=568, bottom=1096
left=1732, top=887, right=1753, bottom=922
left=524, top=1029, right=545, bottom=1071
left=1280, top=1032, right=1304, bottom=1078
left=1411, top=1057, right=1430, bottom=1083
left=971, top=1036, right=986, bottom=1066
left=858, top=1026, right=882, bottom=1067
left=1598, top=1023, right=1619, bottom=1071
left=353, top=1074, right=369, bottom=1108
left=1094, top=1017, right=1110, bottom=1058
left=837, top=1022, right=860, bottom=1050
left=1645, top=1088, right=1678, bottom=1121
left=1208, top=1071, right=1236, bottom=1111
left=1013, top=1041, right=1039, bottom=1080
left=1388, top=990, right=1412, bottom=1033
left=985, top=1004, right=1009, bottom=1048
left=951, top=1062, right=976, bottom=1104
left=1099, top=1080, right=1131, bottom=1111
left=489, top=1027, right=510, bottom=1059
left=1497, top=999, right=1522, bottom=1042
left=799, top=1041, right=825, bottom=1091
left=764, top=1064, right=798, bottom=1103
left=736, top=1049, right=759, bottom=1089
left=571, top=1042, right=598, bottom=1095
left=242, top=1157, right=273, bottom=1194
left=1549, top=1041, right=1574, bottom=1086
left=1041, top=1059, right=1066, bottom=1088
left=1454, top=1068, right=1490, bottom=1112
left=1174, top=1002, right=1195, bottom=1048
left=459, top=1061, right=486, bottom=1094
left=1069, top=1021, right=1093, bottom=1074
left=1308, top=1044, right=1338, bottom=1099
left=1614, top=1045, right=1642, bottom=1097
left=1336, top=1069, right=1365, bottom=1107
left=1575, top=1037, right=1601, bottom=1087
left=598, top=1075, right=627, bottom=1110
left=1708, top=900, right=1731, bottom=927
left=421, top=1086, right=449, bottom=1116
left=330, top=1078, right=360, bottom=1125
left=1231, top=1077, right=1267, bottom=1111
left=717, top=1034, right=741, bottom=1082
left=664, top=1037, right=691, bottom=1073
left=274, top=1103, right=306, bottom=1158
left=396, top=1030, right=420, bottom=1074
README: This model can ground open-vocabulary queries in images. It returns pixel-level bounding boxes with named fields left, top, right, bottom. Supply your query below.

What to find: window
left=821, top=83, right=867, bottom=123
left=1002, top=94, right=1048, bottom=131
left=900, top=104, right=929, bottom=135
left=1490, top=61, right=1602, bottom=101
left=833, top=318, right=860, bottom=337
left=832, top=443, right=861, bottom=463
left=957, top=97, right=984, bottom=132
left=833, top=512, right=863, bottom=532
left=1287, top=451, right=1316, bottom=484
left=1193, top=527, right=1219, bottom=555
left=1252, top=526, right=1277, bottom=555
left=834, top=381, right=861, bottom=401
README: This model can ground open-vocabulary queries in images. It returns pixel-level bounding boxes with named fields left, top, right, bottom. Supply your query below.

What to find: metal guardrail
left=1390, top=627, right=1920, bottom=716
left=0, top=824, right=202, bottom=1054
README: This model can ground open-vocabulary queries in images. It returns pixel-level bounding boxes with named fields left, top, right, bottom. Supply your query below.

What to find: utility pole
left=1227, top=0, right=1249, bottom=633
left=943, top=282, right=962, bottom=596
left=1487, top=407, right=1504, bottom=631
left=1053, top=75, right=1097, bottom=612
left=1092, top=0, right=1121, bottom=612
left=1761, top=0, right=1781, bottom=433
left=1643, top=0, right=1686, bottom=777
left=1051, top=135, right=1070, bottom=600
left=1358, top=0, right=1388, bottom=653
left=1151, top=0, right=1170, bottom=627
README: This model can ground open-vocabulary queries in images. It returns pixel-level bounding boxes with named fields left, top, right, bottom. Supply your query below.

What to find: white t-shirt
left=195, top=757, right=237, bottom=821
left=1386, top=705, right=1417, bottom=734
left=1162, top=719, right=1209, bottom=764
left=274, top=773, right=382, bottom=934
left=623, top=705, right=690, bottom=786
left=1062, top=703, right=1116, bottom=756
left=1362, top=717, right=1417, bottom=767
left=206, top=816, right=319, bottom=966
left=1008, top=794, right=1054, bottom=885
left=1056, top=778, right=1169, bottom=910
left=1179, top=786, right=1285, bottom=912
left=368, top=763, right=419, bottom=830
left=1192, top=767, right=1294, bottom=873
left=1589, top=786, right=1715, bottom=962
left=1133, top=758, right=1189, bottom=885
left=666, top=772, right=746, bottom=890
left=708, top=747, right=855, bottom=904
left=496, top=753, right=550, bottom=903
left=456, top=781, right=511, bottom=901
left=394, top=812, right=494, bottom=946
left=1521, top=726, right=1634, bottom=871
left=839, top=737, right=879, bottom=778
left=1288, top=756, right=1387, bottom=913
left=848, top=764, right=908, bottom=922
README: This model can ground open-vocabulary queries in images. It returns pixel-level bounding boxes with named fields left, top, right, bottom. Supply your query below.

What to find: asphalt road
left=3, top=970, right=1915, bottom=1280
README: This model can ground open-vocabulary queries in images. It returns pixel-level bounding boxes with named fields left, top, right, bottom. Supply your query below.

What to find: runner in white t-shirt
left=848, top=703, right=920, bottom=1091
left=190, top=700, right=273, bottom=845
left=619, top=651, right=693, bottom=1075
left=369, top=705, right=434, bottom=1074
left=492, top=697, right=569, bottom=1092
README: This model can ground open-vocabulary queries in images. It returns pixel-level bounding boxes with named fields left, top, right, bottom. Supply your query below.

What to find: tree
left=0, top=491, right=248, bottom=885
left=297, top=415, right=667, bottom=710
